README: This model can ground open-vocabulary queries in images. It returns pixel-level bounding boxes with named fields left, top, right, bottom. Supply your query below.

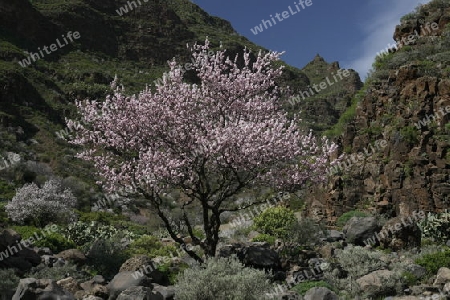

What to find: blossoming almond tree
left=68, top=39, right=337, bottom=261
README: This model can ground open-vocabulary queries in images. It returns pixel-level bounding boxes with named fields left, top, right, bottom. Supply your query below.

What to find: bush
left=252, top=233, right=276, bottom=245
left=334, top=245, right=387, bottom=278
left=336, top=210, right=368, bottom=227
left=34, top=232, right=77, bottom=253
left=415, top=248, right=450, bottom=276
left=58, top=221, right=136, bottom=249
left=253, top=206, right=296, bottom=239
left=86, top=233, right=130, bottom=280
left=174, top=256, right=272, bottom=300
left=5, top=178, right=77, bottom=226
left=0, top=269, right=19, bottom=295
left=286, top=217, right=327, bottom=248
left=126, top=234, right=178, bottom=258
left=77, top=211, right=127, bottom=225
left=158, top=260, right=190, bottom=285
left=323, top=245, right=389, bottom=297
left=291, top=280, right=334, bottom=296
left=25, top=263, right=91, bottom=281
left=418, top=211, right=450, bottom=243
left=12, top=225, right=76, bottom=253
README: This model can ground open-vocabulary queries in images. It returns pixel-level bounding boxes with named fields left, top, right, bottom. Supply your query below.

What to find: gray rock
left=82, top=296, right=103, bottom=300
left=55, top=249, right=86, bottom=265
left=107, top=271, right=153, bottom=300
left=119, top=256, right=169, bottom=286
left=237, top=243, right=281, bottom=271
left=152, top=284, right=175, bottom=299
left=0, top=229, right=41, bottom=272
left=434, top=267, right=450, bottom=285
left=116, top=286, right=150, bottom=300
left=356, top=269, right=395, bottom=294
left=326, top=230, right=344, bottom=242
left=304, top=287, right=338, bottom=300
left=42, top=255, right=57, bottom=267
left=405, top=264, right=427, bottom=279
left=281, top=290, right=302, bottom=299
left=343, top=217, right=381, bottom=246
left=12, top=278, right=75, bottom=300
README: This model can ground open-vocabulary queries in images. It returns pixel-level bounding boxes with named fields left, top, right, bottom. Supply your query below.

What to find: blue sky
left=192, top=0, right=431, bottom=80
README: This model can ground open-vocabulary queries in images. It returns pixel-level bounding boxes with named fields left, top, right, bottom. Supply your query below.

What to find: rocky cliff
left=305, top=1, right=450, bottom=223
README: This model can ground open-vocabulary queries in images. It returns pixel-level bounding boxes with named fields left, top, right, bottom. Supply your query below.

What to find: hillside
left=0, top=0, right=359, bottom=204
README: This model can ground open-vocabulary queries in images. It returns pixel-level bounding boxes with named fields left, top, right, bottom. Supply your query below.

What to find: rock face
left=303, top=2, right=450, bottom=224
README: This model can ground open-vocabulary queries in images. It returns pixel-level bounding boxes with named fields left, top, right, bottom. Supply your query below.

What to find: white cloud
left=346, top=0, right=431, bottom=79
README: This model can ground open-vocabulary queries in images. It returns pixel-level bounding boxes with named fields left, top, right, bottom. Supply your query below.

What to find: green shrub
left=174, top=256, right=272, bottom=300
left=418, top=211, right=450, bottom=243
left=291, top=280, right=334, bottom=296
left=158, top=260, right=189, bottom=285
left=253, top=206, right=296, bottom=239
left=323, top=246, right=395, bottom=298
left=57, top=221, right=136, bottom=249
left=86, top=233, right=130, bottom=280
left=34, top=232, right=76, bottom=253
left=0, top=269, right=19, bottom=295
left=415, top=248, right=450, bottom=276
left=77, top=211, right=127, bottom=225
left=11, top=225, right=40, bottom=240
left=126, top=234, right=178, bottom=258
left=25, top=263, right=91, bottom=281
left=402, top=271, right=419, bottom=286
left=252, top=233, right=276, bottom=245
left=285, top=217, right=327, bottom=249
left=336, top=210, right=369, bottom=227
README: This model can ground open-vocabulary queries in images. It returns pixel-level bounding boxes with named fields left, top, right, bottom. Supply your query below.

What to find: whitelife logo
left=18, top=31, right=81, bottom=67
left=250, top=0, right=313, bottom=35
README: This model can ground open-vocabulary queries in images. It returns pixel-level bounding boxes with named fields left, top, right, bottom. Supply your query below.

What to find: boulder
left=356, top=269, right=395, bottom=294
left=434, top=267, right=450, bottom=285
left=304, top=287, right=338, bottom=300
left=377, top=216, right=421, bottom=250
left=82, top=296, right=103, bottom=300
left=107, top=271, right=152, bottom=300
left=152, top=284, right=175, bottom=300
left=326, top=230, right=344, bottom=242
left=280, top=291, right=302, bottom=299
left=119, top=256, right=169, bottom=286
left=237, top=243, right=282, bottom=271
left=55, top=249, right=86, bottom=265
left=56, top=277, right=82, bottom=296
left=116, top=286, right=164, bottom=300
left=0, top=229, right=41, bottom=272
left=217, top=242, right=281, bottom=270
left=343, top=217, right=381, bottom=246
left=12, top=278, right=75, bottom=300
left=405, top=264, right=427, bottom=280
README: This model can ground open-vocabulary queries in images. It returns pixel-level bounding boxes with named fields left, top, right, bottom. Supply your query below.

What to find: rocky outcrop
left=304, top=2, right=450, bottom=224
